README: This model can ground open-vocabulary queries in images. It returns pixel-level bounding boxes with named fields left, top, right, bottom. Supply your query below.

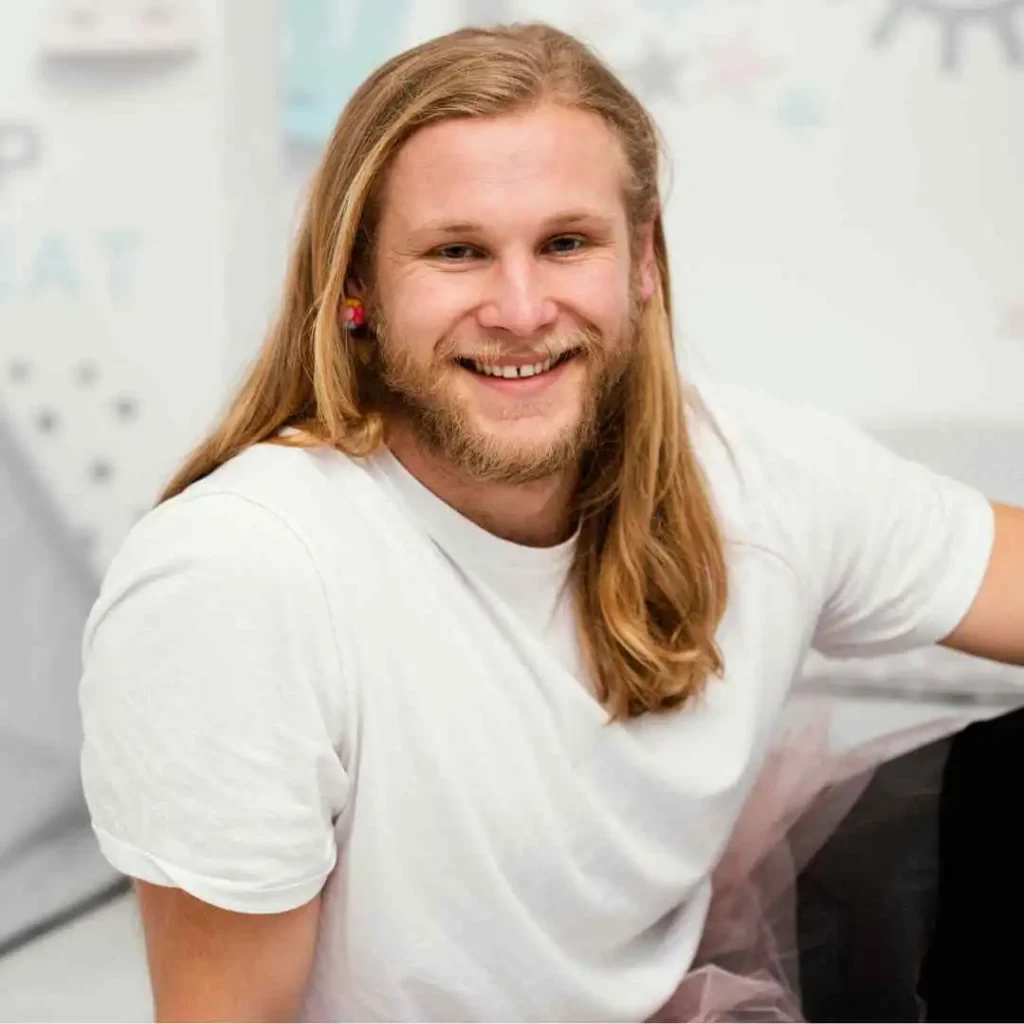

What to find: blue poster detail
left=0, top=229, right=144, bottom=304
left=778, top=87, right=822, bottom=131
left=284, top=0, right=412, bottom=146
left=28, top=235, right=78, bottom=297
left=0, top=230, right=12, bottom=299
left=98, top=231, right=144, bottom=305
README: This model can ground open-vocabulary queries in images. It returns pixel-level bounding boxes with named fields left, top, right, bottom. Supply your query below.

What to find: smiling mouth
left=454, top=348, right=581, bottom=379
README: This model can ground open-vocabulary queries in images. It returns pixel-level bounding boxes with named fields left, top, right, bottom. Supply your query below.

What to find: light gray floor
left=0, top=890, right=152, bottom=1023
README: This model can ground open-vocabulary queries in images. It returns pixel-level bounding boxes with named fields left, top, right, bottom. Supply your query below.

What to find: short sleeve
left=79, top=492, right=350, bottom=914
left=806, top=409, right=996, bottom=658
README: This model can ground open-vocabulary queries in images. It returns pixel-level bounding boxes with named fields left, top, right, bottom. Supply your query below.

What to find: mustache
left=442, top=326, right=602, bottom=364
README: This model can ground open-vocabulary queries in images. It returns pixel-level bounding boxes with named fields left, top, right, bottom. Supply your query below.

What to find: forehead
left=380, top=105, right=631, bottom=233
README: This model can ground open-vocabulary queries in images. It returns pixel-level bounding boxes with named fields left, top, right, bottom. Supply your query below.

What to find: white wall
left=503, top=0, right=1024, bottom=424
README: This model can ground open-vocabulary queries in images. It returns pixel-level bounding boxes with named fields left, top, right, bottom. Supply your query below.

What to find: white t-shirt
left=79, top=376, right=994, bottom=1022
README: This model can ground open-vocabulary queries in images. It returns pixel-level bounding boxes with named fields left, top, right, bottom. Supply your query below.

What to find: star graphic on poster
left=778, top=87, right=824, bottom=131
left=697, top=32, right=781, bottom=103
left=625, top=44, right=689, bottom=103
left=1001, top=299, right=1024, bottom=338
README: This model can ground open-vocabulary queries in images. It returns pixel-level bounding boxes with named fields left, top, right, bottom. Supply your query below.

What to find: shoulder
left=685, top=373, right=834, bottom=512
left=84, top=443, right=361, bottom=750
left=684, top=372, right=878, bottom=584
left=686, top=372, right=858, bottom=487
left=88, top=442, right=387, bottom=662
left=103, top=448, right=321, bottom=596
left=113, top=442, right=385, bottom=583
left=181, top=440, right=383, bottom=542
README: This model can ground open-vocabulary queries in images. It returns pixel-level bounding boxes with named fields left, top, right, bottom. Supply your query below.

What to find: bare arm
left=942, top=502, right=1024, bottom=666
left=135, top=881, right=322, bottom=1022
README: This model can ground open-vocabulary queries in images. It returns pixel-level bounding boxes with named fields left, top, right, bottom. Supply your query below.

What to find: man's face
left=369, top=103, right=655, bottom=484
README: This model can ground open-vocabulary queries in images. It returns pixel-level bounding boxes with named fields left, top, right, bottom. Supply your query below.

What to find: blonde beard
left=367, top=316, right=637, bottom=485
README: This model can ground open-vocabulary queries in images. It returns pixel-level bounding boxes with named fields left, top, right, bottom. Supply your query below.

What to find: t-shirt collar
left=368, top=445, right=578, bottom=578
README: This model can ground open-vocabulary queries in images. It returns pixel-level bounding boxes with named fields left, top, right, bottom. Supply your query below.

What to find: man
left=78, top=23, right=1023, bottom=1022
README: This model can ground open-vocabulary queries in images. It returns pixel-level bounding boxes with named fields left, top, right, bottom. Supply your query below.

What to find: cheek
left=568, top=264, right=632, bottom=335
left=380, top=272, right=458, bottom=358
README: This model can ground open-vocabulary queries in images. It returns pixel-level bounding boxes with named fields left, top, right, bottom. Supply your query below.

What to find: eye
left=432, top=244, right=483, bottom=262
left=545, top=235, right=587, bottom=255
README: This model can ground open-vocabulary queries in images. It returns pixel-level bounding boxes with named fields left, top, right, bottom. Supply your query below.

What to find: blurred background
left=0, top=0, right=1021, bottom=1019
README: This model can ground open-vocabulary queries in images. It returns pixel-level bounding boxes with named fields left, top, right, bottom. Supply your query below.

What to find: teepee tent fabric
left=0, top=415, right=122, bottom=953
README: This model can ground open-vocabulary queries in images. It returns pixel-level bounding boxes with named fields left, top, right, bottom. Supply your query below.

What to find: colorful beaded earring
left=340, top=296, right=367, bottom=333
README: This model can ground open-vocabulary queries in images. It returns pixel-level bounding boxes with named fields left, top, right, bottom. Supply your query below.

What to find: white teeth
left=468, top=356, right=573, bottom=380
left=468, top=359, right=552, bottom=378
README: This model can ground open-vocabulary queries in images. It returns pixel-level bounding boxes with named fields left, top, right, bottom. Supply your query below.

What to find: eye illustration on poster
left=872, top=0, right=1023, bottom=72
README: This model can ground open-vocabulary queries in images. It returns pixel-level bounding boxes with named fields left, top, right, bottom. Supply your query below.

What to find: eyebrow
left=411, top=211, right=614, bottom=237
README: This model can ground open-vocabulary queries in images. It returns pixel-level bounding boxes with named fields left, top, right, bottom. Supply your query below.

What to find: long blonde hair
left=160, top=23, right=729, bottom=720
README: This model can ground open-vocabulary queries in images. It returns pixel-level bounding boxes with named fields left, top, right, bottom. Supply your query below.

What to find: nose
left=475, top=252, right=558, bottom=338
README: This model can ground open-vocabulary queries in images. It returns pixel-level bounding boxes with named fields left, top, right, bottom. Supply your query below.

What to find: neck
left=384, top=423, right=578, bottom=548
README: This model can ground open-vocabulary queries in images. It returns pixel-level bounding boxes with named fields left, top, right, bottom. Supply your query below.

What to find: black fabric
left=795, top=708, right=1024, bottom=1022
left=797, top=738, right=949, bottom=1022
left=920, top=706, right=1024, bottom=1022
